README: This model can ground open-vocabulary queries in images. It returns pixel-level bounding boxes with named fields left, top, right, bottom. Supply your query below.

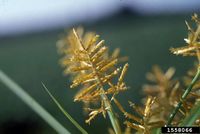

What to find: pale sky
left=0, top=0, right=199, bottom=36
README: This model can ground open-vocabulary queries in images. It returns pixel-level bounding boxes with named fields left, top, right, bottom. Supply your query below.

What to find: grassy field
left=0, top=13, right=195, bottom=133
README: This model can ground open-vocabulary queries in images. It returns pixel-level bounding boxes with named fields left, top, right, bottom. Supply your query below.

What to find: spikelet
left=57, top=27, right=129, bottom=123
left=113, top=97, right=164, bottom=134
left=142, top=66, right=184, bottom=124
left=143, top=65, right=200, bottom=125
left=170, top=13, right=200, bottom=62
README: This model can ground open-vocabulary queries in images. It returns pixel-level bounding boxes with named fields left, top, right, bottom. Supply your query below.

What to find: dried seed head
left=114, top=97, right=164, bottom=133
left=142, top=66, right=185, bottom=124
left=57, top=27, right=129, bottom=123
left=170, top=13, right=200, bottom=63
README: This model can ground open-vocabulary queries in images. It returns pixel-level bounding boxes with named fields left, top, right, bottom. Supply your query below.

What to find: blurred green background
left=0, top=13, right=197, bottom=134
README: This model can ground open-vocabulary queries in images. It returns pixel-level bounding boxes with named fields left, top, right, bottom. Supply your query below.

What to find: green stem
left=100, top=94, right=121, bottom=134
left=0, top=70, right=70, bottom=134
left=167, top=67, right=200, bottom=126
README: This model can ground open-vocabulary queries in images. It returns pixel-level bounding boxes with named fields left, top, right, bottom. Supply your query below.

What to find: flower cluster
left=113, top=96, right=164, bottom=134
left=57, top=27, right=128, bottom=124
left=170, top=14, right=200, bottom=62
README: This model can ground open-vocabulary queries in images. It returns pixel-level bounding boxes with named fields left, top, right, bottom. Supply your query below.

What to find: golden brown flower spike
left=68, top=29, right=128, bottom=102
left=113, top=97, right=165, bottom=134
left=170, top=13, right=200, bottom=63
left=57, top=27, right=129, bottom=134
left=142, top=66, right=191, bottom=124
left=143, top=66, right=178, bottom=103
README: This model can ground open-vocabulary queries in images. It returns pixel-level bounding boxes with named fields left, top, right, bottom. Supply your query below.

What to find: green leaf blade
left=42, top=83, right=88, bottom=134
left=0, top=70, right=70, bottom=134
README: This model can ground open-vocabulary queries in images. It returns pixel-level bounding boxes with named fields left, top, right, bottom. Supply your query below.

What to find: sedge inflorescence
left=170, top=13, right=200, bottom=62
left=57, top=27, right=128, bottom=124
left=113, top=96, right=164, bottom=133
left=56, top=14, right=200, bottom=134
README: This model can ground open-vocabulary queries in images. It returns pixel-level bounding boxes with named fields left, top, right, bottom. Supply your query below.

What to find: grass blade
left=180, top=100, right=200, bottom=126
left=0, top=70, right=70, bottom=134
left=42, top=83, right=88, bottom=134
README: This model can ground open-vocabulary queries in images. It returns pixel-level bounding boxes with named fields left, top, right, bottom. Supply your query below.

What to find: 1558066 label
left=161, top=127, right=200, bottom=133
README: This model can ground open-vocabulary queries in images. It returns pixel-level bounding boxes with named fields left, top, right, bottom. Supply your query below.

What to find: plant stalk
left=167, top=67, right=200, bottom=126
left=100, top=94, right=121, bottom=134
